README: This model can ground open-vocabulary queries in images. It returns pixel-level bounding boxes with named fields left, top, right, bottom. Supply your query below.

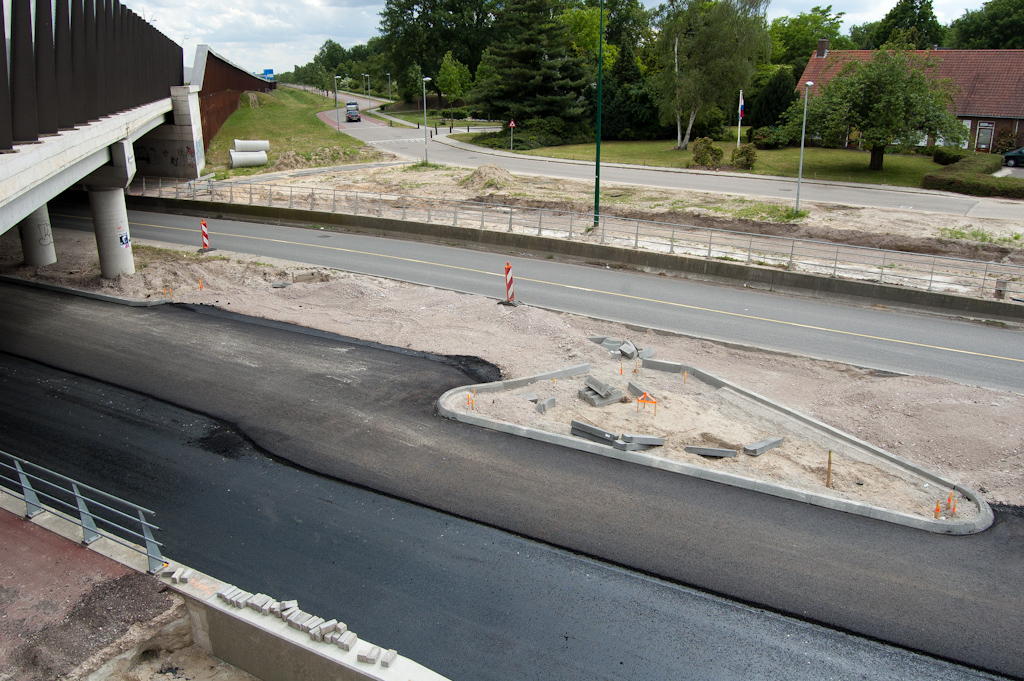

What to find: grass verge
left=511, top=139, right=937, bottom=187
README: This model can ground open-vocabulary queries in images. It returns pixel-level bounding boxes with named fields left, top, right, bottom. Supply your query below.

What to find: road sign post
left=509, top=120, right=516, bottom=150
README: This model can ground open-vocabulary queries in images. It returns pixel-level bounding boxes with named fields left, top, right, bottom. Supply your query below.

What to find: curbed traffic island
left=436, top=357, right=993, bottom=535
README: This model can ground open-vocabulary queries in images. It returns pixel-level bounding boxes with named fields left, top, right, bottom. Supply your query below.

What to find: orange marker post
left=199, top=276, right=203, bottom=291
left=637, top=392, right=657, bottom=415
left=934, top=501, right=941, bottom=519
left=946, top=491, right=953, bottom=510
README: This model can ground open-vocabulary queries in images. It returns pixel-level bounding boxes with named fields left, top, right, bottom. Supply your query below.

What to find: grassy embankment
left=205, top=88, right=367, bottom=178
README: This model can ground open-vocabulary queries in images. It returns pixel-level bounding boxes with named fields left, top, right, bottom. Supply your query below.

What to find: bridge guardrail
left=128, top=177, right=1024, bottom=304
left=0, top=449, right=165, bottom=573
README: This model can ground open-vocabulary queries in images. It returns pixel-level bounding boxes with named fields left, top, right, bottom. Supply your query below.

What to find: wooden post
left=826, top=450, right=833, bottom=489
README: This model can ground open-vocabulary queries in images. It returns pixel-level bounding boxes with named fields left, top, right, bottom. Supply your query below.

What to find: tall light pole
left=593, top=0, right=604, bottom=230
left=333, top=75, right=341, bottom=132
left=363, top=73, right=370, bottom=109
left=795, top=80, right=813, bottom=213
left=422, top=77, right=432, bottom=163
left=387, top=73, right=391, bottom=102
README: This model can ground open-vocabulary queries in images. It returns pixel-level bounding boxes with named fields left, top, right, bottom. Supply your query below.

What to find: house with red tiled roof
left=798, top=40, right=1024, bottom=153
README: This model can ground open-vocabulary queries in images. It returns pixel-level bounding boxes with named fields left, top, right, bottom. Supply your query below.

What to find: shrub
left=691, top=137, right=724, bottom=168
left=993, top=129, right=1019, bottom=154
left=933, top=147, right=968, bottom=165
left=441, top=107, right=468, bottom=120
left=469, top=117, right=593, bottom=151
left=731, top=144, right=757, bottom=170
left=751, top=126, right=791, bottom=150
left=921, top=153, right=1024, bottom=198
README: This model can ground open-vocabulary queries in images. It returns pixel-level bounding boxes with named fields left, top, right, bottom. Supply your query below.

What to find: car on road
left=1004, top=147, right=1024, bottom=167
left=345, top=109, right=361, bottom=122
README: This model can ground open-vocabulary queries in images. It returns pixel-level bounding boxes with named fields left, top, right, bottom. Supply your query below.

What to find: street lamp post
left=422, top=77, right=432, bottom=164
left=796, top=80, right=813, bottom=213
left=593, top=0, right=604, bottom=230
left=333, top=76, right=341, bottom=132
left=387, top=73, right=391, bottom=102
left=363, top=73, right=370, bottom=109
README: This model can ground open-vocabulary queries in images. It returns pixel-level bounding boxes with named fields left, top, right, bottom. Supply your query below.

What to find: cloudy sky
left=118, top=0, right=987, bottom=75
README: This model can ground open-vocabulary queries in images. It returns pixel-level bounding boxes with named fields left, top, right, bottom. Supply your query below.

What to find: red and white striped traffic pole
left=505, top=261, right=514, bottom=302
left=499, top=261, right=520, bottom=306
left=199, top=219, right=216, bottom=253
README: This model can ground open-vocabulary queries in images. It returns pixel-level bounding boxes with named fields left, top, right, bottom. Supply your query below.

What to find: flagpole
left=737, top=90, right=743, bottom=149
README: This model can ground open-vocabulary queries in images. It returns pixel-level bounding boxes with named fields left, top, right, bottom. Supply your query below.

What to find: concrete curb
left=123, top=197, right=1024, bottom=322
left=0, top=274, right=172, bottom=306
left=436, top=365, right=994, bottom=535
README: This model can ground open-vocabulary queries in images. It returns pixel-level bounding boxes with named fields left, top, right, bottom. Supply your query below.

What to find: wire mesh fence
left=129, top=177, right=1024, bottom=304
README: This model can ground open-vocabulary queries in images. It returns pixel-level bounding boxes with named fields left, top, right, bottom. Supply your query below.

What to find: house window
left=976, top=121, right=995, bottom=151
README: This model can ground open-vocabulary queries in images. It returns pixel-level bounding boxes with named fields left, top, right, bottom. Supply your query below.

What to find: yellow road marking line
left=56, top=213, right=1024, bottom=365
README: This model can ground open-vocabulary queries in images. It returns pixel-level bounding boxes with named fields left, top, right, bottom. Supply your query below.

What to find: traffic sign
left=509, top=120, right=516, bottom=128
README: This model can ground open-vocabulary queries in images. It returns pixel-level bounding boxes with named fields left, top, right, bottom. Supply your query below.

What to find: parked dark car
left=1004, top=147, right=1024, bottom=167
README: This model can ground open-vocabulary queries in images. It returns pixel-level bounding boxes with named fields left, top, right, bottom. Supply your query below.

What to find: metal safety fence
left=0, top=449, right=165, bottom=573
left=129, top=177, right=1024, bottom=304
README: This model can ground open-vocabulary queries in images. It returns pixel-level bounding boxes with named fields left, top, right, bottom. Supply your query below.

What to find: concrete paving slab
left=685, top=446, right=738, bottom=458
left=584, top=375, right=614, bottom=398
left=518, top=392, right=539, bottom=403
left=745, top=437, right=784, bottom=456
left=569, top=420, right=617, bottom=440
left=579, top=387, right=623, bottom=407
left=621, top=433, right=666, bottom=446
left=642, top=359, right=683, bottom=373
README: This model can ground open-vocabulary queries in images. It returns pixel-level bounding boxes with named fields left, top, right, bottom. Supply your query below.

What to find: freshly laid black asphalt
left=0, top=352, right=1002, bottom=681
left=0, top=284, right=1021, bottom=678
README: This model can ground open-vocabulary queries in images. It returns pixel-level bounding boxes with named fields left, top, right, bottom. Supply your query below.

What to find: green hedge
left=932, top=147, right=968, bottom=165
left=921, top=153, right=1024, bottom=198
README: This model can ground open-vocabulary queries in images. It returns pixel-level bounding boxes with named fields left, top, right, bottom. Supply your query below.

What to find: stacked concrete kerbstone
left=214, top=585, right=397, bottom=668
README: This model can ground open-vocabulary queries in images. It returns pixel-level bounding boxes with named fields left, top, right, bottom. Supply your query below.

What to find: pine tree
left=472, top=0, right=590, bottom=135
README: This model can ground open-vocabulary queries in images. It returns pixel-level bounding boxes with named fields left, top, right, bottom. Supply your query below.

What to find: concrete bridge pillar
left=88, top=189, right=134, bottom=278
left=17, top=206, right=58, bottom=266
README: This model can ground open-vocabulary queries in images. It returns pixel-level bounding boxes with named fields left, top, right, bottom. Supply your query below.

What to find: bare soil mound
left=459, top=163, right=516, bottom=190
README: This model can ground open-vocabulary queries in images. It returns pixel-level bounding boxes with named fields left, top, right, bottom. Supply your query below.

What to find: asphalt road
left=49, top=206, right=1024, bottom=393
left=0, top=351, right=1002, bottom=681
left=1, top=284, right=1021, bottom=678
left=327, top=107, right=1022, bottom=220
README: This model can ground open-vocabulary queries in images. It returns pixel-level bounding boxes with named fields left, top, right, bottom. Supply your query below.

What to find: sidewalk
left=0, top=493, right=250, bottom=680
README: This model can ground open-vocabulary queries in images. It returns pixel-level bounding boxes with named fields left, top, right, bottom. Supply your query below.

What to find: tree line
left=277, top=0, right=1022, bottom=164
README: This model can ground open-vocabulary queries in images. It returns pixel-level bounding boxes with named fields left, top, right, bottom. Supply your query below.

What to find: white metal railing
left=128, top=177, right=1024, bottom=304
left=0, top=449, right=165, bottom=573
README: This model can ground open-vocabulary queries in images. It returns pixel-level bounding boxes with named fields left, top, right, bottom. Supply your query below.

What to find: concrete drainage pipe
left=229, top=150, right=268, bottom=168
left=234, top=140, right=271, bottom=152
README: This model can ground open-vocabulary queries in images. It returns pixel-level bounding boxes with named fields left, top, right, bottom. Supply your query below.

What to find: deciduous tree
left=804, top=49, right=965, bottom=171
left=948, top=0, right=1024, bottom=49
left=874, top=0, right=945, bottom=49
left=655, top=0, right=771, bottom=150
